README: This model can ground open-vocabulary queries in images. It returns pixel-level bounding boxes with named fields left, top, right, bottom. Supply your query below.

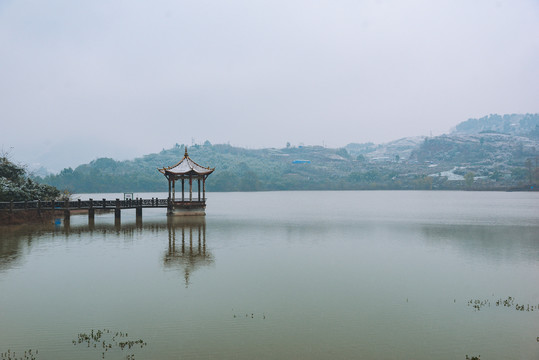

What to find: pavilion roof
left=158, top=148, right=215, bottom=176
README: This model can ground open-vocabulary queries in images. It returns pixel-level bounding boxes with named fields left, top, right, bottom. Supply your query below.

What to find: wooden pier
left=0, top=198, right=180, bottom=223
left=1, top=148, right=216, bottom=224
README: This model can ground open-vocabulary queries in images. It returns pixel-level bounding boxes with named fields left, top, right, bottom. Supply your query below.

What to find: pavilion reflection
left=1, top=218, right=217, bottom=279
left=164, top=216, right=214, bottom=287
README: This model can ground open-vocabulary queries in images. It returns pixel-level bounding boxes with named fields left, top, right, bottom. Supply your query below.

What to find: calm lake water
left=1, top=191, right=538, bottom=360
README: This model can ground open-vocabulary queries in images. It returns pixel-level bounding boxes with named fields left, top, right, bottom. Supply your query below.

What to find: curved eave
left=158, top=155, right=215, bottom=177
left=160, top=154, right=189, bottom=172
left=161, top=168, right=215, bottom=177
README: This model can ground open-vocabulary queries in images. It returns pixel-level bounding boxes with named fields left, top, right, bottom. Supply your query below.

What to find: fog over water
left=1, top=0, right=538, bottom=171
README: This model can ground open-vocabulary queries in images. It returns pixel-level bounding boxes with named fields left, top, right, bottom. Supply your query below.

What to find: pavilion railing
left=170, top=198, right=206, bottom=203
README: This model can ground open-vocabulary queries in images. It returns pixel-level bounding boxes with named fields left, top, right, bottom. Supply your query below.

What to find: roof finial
left=184, top=146, right=188, bottom=157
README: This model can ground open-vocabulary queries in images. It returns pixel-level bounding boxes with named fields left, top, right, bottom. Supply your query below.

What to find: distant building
left=292, top=160, right=311, bottom=164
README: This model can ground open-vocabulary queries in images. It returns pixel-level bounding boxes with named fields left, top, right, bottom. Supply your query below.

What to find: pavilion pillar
left=172, top=179, right=176, bottom=201
left=189, top=175, right=193, bottom=201
left=197, top=224, right=201, bottom=253
left=202, top=221, right=206, bottom=255
left=181, top=178, right=185, bottom=202
left=181, top=225, right=185, bottom=253
left=203, top=177, right=206, bottom=201
left=168, top=178, right=172, bottom=201
left=198, top=178, right=201, bottom=201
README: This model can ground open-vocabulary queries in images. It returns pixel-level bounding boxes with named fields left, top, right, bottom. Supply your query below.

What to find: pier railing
left=0, top=198, right=169, bottom=211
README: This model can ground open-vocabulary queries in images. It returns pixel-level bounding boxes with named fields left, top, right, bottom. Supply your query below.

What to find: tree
left=464, top=172, right=475, bottom=188
left=0, top=156, right=60, bottom=201
left=525, top=158, right=533, bottom=184
left=511, top=167, right=528, bottom=181
left=336, top=148, right=351, bottom=159
left=413, top=175, right=433, bottom=190
left=489, top=170, right=501, bottom=181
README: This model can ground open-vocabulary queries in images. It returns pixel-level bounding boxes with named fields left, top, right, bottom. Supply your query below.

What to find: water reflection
left=0, top=224, right=56, bottom=272
left=164, top=217, right=213, bottom=287
left=0, top=217, right=216, bottom=275
left=1, top=217, right=538, bottom=275
left=420, top=224, right=539, bottom=262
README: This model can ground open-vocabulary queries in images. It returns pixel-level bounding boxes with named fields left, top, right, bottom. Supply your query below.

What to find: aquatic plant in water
left=73, top=329, right=147, bottom=359
left=0, top=349, right=38, bottom=360
left=466, top=296, right=538, bottom=313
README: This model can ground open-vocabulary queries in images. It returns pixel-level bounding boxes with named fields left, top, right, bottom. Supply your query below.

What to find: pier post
left=136, top=206, right=142, bottom=218
left=64, top=199, right=70, bottom=222
left=88, top=198, right=95, bottom=222
left=78, top=199, right=81, bottom=209
left=9, top=200, right=13, bottom=224
left=115, top=198, right=121, bottom=220
left=37, top=200, right=41, bottom=215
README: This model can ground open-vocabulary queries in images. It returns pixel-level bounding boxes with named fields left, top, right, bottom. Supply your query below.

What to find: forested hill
left=37, top=133, right=538, bottom=193
left=34, top=114, right=539, bottom=193
left=453, top=113, right=539, bottom=136
left=37, top=144, right=362, bottom=193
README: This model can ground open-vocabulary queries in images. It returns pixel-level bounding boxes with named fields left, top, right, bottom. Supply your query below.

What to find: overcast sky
left=1, top=0, right=538, bottom=171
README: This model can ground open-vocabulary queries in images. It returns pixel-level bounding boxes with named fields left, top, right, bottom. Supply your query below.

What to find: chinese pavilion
left=158, top=147, right=215, bottom=216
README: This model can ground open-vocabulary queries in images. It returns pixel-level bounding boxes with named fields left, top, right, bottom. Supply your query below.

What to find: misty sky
left=1, top=0, right=538, bottom=171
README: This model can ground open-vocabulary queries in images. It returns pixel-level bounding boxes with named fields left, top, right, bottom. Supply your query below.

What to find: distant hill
left=37, top=144, right=362, bottom=193
left=36, top=114, right=539, bottom=193
left=345, top=137, right=424, bottom=162
left=409, top=133, right=537, bottom=165
left=453, top=113, right=539, bottom=136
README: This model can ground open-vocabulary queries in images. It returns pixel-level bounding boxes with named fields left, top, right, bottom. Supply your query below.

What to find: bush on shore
left=0, top=156, right=60, bottom=202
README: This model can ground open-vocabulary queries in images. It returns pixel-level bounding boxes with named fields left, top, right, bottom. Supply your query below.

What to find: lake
left=1, top=191, right=538, bottom=359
